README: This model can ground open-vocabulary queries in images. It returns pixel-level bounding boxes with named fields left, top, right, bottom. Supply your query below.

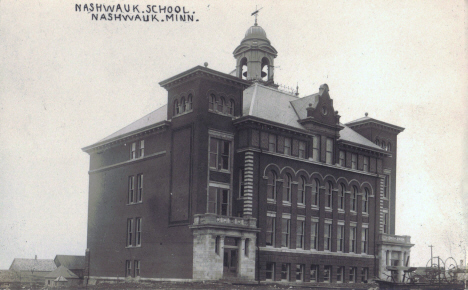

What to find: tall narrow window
left=284, top=138, right=291, bottom=155
left=382, top=141, right=386, bottom=150
left=135, top=218, right=142, bottom=246
left=134, top=260, right=140, bottom=277
left=174, top=100, right=179, bottom=115
left=266, top=215, right=275, bottom=246
left=187, top=94, right=193, bottom=110
left=384, top=175, right=389, bottom=198
left=296, top=220, right=304, bottom=249
left=296, top=264, right=304, bottom=282
left=325, top=182, right=333, bottom=209
left=325, top=138, right=333, bottom=164
left=126, top=219, right=133, bottom=247
left=128, top=176, right=135, bottom=204
left=349, top=267, right=356, bottom=283
left=267, top=171, right=277, bottom=201
left=383, top=213, right=388, bottom=234
left=337, top=266, right=344, bottom=283
left=311, top=222, right=318, bottom=250
left=266, top=262, right=275, bottom=281
left=207, top=187, right=217, bottom=214
left=209, top=94, right=216, bottom=110
left=217, top=97, right=225, bottom=112
left=362, top=228, right=368, bottom=254
left=338, top=184, right=345, bottom=210
left=284, top=174, right=292, bottom=203
left=228, top=99, right=235, bottom=115
left=180, top=97, right=186, bottom=113
left=363, top=156, right=369, bottom=172
left=130, top=142, right=136, bottom=159
left=375, top=139, right=380, bottom=146
left=298, top=177, right=306, bottom=205
left=139, top=140, right=144, bottom=158
left=310, top=265, right=318, bottom=282
left=207, top=187, right=229, bottom=216
left=339, top=150, right=345, bottom=166
left=361, top=268, right=369, bottom=283
left=387, top=143, right=392, bottom=152
left=311, top=179, right=319, bottom=206
left=281, top=264, right=290, bottom=281
left=324, top=224, right=332, bottom=251
left=323, top=265, right=331, bottom=283
left=209, top=138, right=231, bottom=171
left=351, top=186, right=358, bottom=211
left=337, top=225, right=344, bottom=251
left=220, top=189, right=229, bottom=216
left=349, top=227, right=356, bottom=253
left=125, top=260, right=132, bottom=277
left=137, top=174, right=143, bottom=203
left=312, top=136, right=319, bottom=161
left=298, top=141, right=306, bottom=158
left=363, top=188, right=369, bottom=213
left=281, top=218, right=290, bottom=248
left=351, top=154, right=357, bottom=169
left=268, top=134, right=277, bottom=152
left=239, top=168, right=245, bottom=197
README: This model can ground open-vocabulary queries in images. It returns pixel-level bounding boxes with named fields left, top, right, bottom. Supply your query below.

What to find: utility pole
left=429, top=245, right=434, bottom=266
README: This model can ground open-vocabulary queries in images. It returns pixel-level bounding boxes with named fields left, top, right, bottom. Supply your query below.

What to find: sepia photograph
left=0, top=1, right=466, bottom=289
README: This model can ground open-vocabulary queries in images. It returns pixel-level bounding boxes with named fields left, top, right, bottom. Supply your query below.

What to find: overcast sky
left=0, top=0, right=466, bottom=269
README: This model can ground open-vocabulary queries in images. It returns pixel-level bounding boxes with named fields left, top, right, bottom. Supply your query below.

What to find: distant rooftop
left=9, top=258, right=57, bottom=272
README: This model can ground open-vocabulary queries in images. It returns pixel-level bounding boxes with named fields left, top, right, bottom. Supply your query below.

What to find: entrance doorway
left=223, top=248, right=238, bottom=277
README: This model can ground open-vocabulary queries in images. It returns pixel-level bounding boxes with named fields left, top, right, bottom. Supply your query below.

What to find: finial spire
left=295, top=82, right=299, bottom=96
left=251, top=6, right=263, bottom=26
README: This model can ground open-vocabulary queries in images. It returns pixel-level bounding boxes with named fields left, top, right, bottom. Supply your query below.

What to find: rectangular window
left=383, top=213, right=388, bottom=234
left=134, top=260, right=140, bottom=277
left=311, top=222, right=318, bottom=250
left=312, top=136, right=319, bottom=161
left=361, top=228, right=368, bottom=254
left=349, top=227, right=356, bottom=253
left=125, top=260, right=132, bottom=277
left=338, top=185, right=345, bottom=210
left=130, top=142, right=136, bottom=159
left=266, top=262, right=275, bottom=281
left=207, top=187, right=229, bottom=216
left=337, top=266, right=344, bottom=283
left=266, top=216, right=275, bottom=247
left=351, top=154, right=357, bottom=169
left=298, top=141, right=306, bottom=158
left=137, top=174, right=143, bottom=203
left=363, top=156, right=369, bottom=172
left=281, top=263, right=290, bottom=281
left=339, top=150, right=345, bottom=166
left=139, top=140, right=145, bottom=157
left=209, top=138, right=230, bottom=171
left=324, top=224, right=332, bottom=251
left=135, top=218, right=142, bottom=246
left=281, top=218, right=290, bottom=248
left=284, top=138, right=291, bottom=155
left=325, top=138, right=333, bottom=164
left=384, top=175, right=389, bottom=198
left=296, top=220, right=304, bottom=249
left=361, top=267, right=369, bottom=282
left=349, top=267, right=356, bottom=283
left=128, top=176, right=135, bottom=204
left=126, top=219, right=133, bottom=247
left=337, top=225, right=344, bottom=252
left=268, top=134, right=277, bottom=152
left=310, top=265, right=318, bottom=282
left=296, top=264, right=304, bottom=282
left=324, top=265, right=331, bottom=283
left=207, top=187, right=217, bottom=214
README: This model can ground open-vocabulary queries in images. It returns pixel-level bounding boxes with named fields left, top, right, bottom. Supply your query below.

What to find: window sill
left=172, top=110, right=193, bottom=119
left=350, top=211, right=357, bottom=215
left=267, top=199, right=276, bottom=204
left=338, top=209, right=345, bottom=213
left=208, top=109, right=235, bottom=118
left=209, top=168, right=231, bottom=174
left=325, top=208, right=332, bottom=212
left=126, top=202, right=143, bottom=206
left=311, top=205, right=319, bottom=210
left=297, top=204, right=305, bottom=208
left=362, top=213, right=369, bottom=217
left=282, top=201, right=291, bottom=206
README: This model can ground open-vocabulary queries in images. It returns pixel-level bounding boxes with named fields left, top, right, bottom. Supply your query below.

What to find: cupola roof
left=243, top=24, right=270, bottom=43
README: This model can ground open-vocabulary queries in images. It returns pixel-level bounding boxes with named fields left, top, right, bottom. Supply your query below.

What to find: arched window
left=187, top=94, right=193, bottom=111
left=209, top=94, right=216, bottom=111
left=298, top=176, right=306, bottom=205
left=174, top=99, right=179, bottom=115
left=228, top=99, right=235, bottom=115
left=363, top=188, right=369, bottom=213
left=338, top=183, right=345, bottom=210
left=261, top=57, right=270, bottom=81
left=240, top=57, right=248, bottom=80
left=375, top=139, right=380, bottom=146
left=382, top=141, right=386, bottom=150
left=267, top=171, right=277, bottom=201
left=325, top=181, right=333, bottom=208
left=351, top=186, right=358, bottom=211
left=284, top=174, right=292, bottom=203
left=180, top=97, right=186, bottom=113
left=311, top=179, right=319, bottom=206
left=387, top=142, right=392, bottom=152
left=218, top=96, right=225, bottom=113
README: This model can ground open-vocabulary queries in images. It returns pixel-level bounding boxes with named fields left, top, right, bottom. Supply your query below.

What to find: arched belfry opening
left=233, top=22, right=278, bottom=86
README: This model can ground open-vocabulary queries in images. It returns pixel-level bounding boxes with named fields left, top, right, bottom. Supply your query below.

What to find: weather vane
left=251, top=6, right=263, bottom=26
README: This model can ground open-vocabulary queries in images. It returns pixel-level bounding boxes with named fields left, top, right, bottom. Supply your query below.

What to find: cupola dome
left=243, top=25, right=269, bottom=43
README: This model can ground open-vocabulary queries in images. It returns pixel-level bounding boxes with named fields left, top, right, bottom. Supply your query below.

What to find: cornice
left=346, top=120, right=405, bottom=134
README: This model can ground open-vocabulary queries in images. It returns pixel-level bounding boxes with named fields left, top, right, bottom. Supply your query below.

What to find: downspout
left=373, top=175, right=378, bottom=279
left=256, top=149, right=262, bottom=284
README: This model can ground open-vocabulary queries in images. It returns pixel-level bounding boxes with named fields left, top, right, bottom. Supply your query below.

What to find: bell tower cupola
left=233, top=19, right=278, bottom=85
